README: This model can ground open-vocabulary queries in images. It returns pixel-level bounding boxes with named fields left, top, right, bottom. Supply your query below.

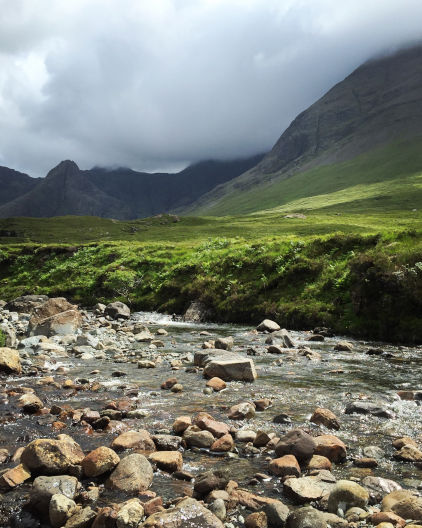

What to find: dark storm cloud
left=0, top=0, right=421, bottom=177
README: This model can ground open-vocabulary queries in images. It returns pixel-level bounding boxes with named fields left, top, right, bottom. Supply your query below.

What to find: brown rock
left=382, top=490, right=418, bottom=512
left=172, top=416, right=191, bottom=434
left=206, top=377, right=227, bottom=391
left=310, top=408, right=340, bottom=430
left=18, top=393, right=44, bottom=413
left=229, top=489, right=280, bottom=510
left=307, top=455, right=332, bottom=471
left=254, top=431, right=272, bottom=448
left=149, top=451, right=183, bottom=473
left=392, top=497, right=422, bottom=522
left=269, top=455, right=300, bottom=477
left=0, top=347, right=22, bottom=374
left=0, top=463, right=31, bottom=489
left=111, top=430, right=155, bottom=452
left=370, top=512, right=406, bottom=527
left=254, top=399, right=272, bottom=411
left=354, top=457, right=378, bottom=468
left=275, top=429, right=316, bottom=463
left=161, top=378, right=178, bottom=390
left=314, top=434, right=347, bottom=463
left=21, top=435, right=84, bottom=475
left=393, top=437, right=418, bottom=450
left=107, top=453, right=153, bottom=494
left=194, top=414, right=230, bottom=438
left=394, top=445, right=422, bottom=462
left=228, top=402, right=256, bottom=420
left=92, top=507, right=117, bottom=528
left=245, top=511, right=268, bottom=528
left=82, top=446, right=120, bottom=477
left=210, top=434, right=234, bottom=452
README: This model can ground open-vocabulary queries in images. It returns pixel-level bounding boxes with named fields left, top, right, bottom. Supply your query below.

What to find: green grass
left=189, top=138, right=422, bottom=216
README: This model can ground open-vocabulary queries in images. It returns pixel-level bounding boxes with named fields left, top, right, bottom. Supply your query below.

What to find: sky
left=1, top=0, right=421, bottom=178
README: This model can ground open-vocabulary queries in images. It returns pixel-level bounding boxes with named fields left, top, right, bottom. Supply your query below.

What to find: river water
left=1, top=311, right=422, bottom=524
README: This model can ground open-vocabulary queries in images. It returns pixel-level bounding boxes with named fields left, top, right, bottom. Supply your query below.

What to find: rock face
left=0, top=347, right=22, bottom=374
left=142, top=497, right=224, bottom=528
left=21, top=436, right=85, bottom=475
left=105, top=302, right=130, bottom=320
left=107, top=453, right=153, bottom=493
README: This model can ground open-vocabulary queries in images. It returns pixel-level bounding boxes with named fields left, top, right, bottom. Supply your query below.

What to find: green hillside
left=188, top=138, right=422, bottom=216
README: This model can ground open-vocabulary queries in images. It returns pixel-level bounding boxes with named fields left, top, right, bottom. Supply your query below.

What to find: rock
left=152, top=434, right=182, bottom=451
left=0, top=463, right=31, bottom=490
left=29, top=298, right=81, bottom=335
left=363, top=446, right=384, bottom=459
left=310, top=408, right=340, bottom=430
left=206, top=377, right=227, bottom=391
left=392, top=497, right=422, bottom=521
left=107, top=453, right=153, bottom=493
left=245, top=511, right=268, bottom=528
left=257, top=320, right=280, bottom=332
left=105, top=302, right=130, bottom=320
left=183, top=427, right=215, bottom=448
left=307, top=334, right=324, bottom=342
left=369, top=512, right=406, bottom=528
left=92, top=507, right=118, bottom=528
left=183, top=301, right=211, bottom=323
left=255, top=398, right=272, bottom=411
left=161, top=377, right=178, bottom=389
left=284, top=477, right=324, bottom=504
left=307, top=455, right=332, bottom=471
left=262, top=502, right=290, bottom=527
left=382, top=490, right=417, bottom=512
left=202, top=352, right=257, bottom=382
left=254, top=431, right=272, bottom=447
left=143, top=497, right=224, bottom=527
left=215, top=336, right=233, bottom=350
left=116, top=498, right=144, bottom=528
left=64, top=506, right=96, bottom=528
left=393, top=437, right=418, bottom=450
left=272, top=329, right=296, bottom=348
left=0, top=347, right=21, bottom=374
left=209, top=498, right=226, bottom=521
left=236, top=429, right=255, bottom=443
left=275, top=429, right=316, bottom=463
left=173, top=416, right=191, bottom=434
left=345, top=401, right=394, bottom=419
left=82, top=446, right=120, bottom=477
left=171, top=383, right=183, bottom=393
left=18, top=393, right=43, bottom=413
left=149, top=451, right=183, bottom=472
left=5, top=294, right=48, bottom=312
left=354, top=457, right=377, bottom=467
left=21, top=435, right=84, bottom=475
left=194, top=472, right=228, bottom=496
left=194, top=414, right=230, bottom=438
left=138, top=360, right=156, bottom=368
left=228, top=402, right=256, bottom=420
left=269, top=455, right=300, bottom=477
left=272, top=413, right=292, bottom=424
left=314, top=434, right=347, bottom=463
left=286, top=506, right=327, bottom=528
left=211, top=433, right=234, bottom=452
left=334, top=341, right=354, bottom=352
left=328, top=480, right=369, bottom=514
left=49, top=494, right=77, bottom=528
left=111, top=430, right=155, bottom=452
left=31, top=475, right=79, bottom=511
left=267, top=345, right=286, bottom=354
left=394, top=444, right=422, bottom=462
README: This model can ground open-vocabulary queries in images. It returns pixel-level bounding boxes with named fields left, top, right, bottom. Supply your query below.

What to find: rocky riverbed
left=0, top=295, right=422, bottom=528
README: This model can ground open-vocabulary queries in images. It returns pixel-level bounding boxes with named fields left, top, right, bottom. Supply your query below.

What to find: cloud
left=0, top=0, right=421, bottom=177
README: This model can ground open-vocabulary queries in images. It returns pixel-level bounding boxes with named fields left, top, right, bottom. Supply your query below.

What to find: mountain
left=0, top=154, right=264, bottom=219
left=0, top=167, right=39, bottom=206
left=186, top=45, right=422, bottom=215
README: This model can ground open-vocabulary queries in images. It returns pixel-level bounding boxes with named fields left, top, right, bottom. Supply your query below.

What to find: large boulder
left=143, top=497, right=224, bottom=528
left=0, top=347, right=21, bottom=374
left=29, top=297, right=82, bottom=336
left=327, top=480, right=369, bottom=514
left=391, top=496, right=422, bottom=521
left=105, top=302, right=130, bottom=320
left=30, top=475, right=79, bottom=511
left=275, top=429, right=316, bottom=464
left=5, top=294, right=48, bottom=313
left=183, top=301, right=211, bottom=323
left=21, top=435, right=84, bottom=475
left=257, top=319, right=280, bottom=332
left=199, top=349, right=257, bottom=382
left=107, top=453, right=153, bottom=493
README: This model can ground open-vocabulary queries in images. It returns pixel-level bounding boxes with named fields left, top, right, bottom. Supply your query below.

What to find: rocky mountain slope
left=0, top=154, right=264, bottom=219
left=187, top=45, right=422, bottom=215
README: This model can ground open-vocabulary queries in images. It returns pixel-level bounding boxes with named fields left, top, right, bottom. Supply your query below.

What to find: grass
left=0, top=137, right=421, bottom=342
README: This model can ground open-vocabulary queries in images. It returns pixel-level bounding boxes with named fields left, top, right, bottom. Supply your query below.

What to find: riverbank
left=0, top=229, right=421, bottom=343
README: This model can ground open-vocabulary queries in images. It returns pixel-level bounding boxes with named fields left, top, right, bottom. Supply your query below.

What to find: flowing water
left=1, top=311, right=421, bottom=524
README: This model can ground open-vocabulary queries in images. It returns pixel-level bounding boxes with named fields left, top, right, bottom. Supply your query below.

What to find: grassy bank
left=1, top=229, right=421, bottom=343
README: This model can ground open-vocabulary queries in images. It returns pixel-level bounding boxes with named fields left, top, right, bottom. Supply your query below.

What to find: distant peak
left=46, top=160, right=80, bottom=179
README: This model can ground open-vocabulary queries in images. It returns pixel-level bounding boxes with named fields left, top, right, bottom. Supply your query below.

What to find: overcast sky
left=1, top=0, right=421, bottom=177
